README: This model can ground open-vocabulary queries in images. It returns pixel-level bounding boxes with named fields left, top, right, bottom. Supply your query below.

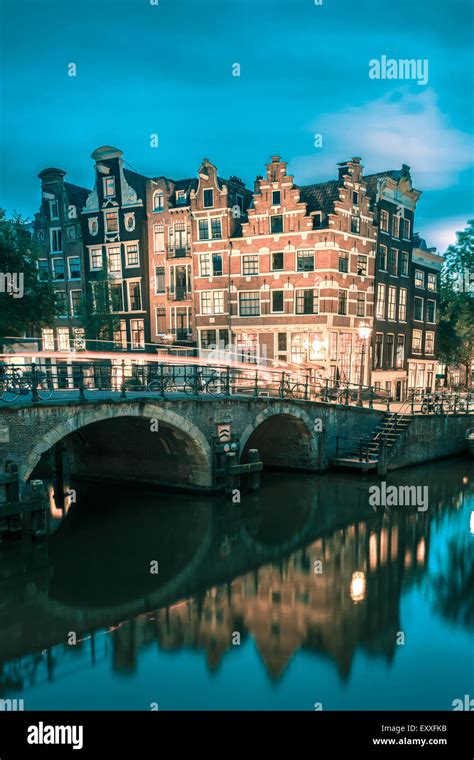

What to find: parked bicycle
left=183, top=368, right=225, bottom=395
left=0, top=366, right=54, bottom=402
left=280, top=376, right=307, bottom=399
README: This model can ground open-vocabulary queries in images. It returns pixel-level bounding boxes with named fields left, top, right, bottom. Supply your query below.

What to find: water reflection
left=0, top=458, right=473, bottom=708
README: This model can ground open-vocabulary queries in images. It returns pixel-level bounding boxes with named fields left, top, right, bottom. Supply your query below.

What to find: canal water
left=0, top=458, right=473, bottom=710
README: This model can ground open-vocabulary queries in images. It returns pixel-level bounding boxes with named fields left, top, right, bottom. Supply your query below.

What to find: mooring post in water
left=30, top=480, right=48, bottom=539
left=53, top=443, right=65, bottom=513
left=248, top=449, right=260, bottom=492
left=224, top=451, right=239, bottom=495
left=377, top=439, right=388, bottom=477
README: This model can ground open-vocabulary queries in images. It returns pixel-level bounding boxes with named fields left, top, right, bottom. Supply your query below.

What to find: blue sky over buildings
left=0, top=0, right=472, bottom=251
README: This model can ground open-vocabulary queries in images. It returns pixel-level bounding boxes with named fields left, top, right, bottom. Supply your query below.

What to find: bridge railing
left=0, top=360, right=473, bottom=414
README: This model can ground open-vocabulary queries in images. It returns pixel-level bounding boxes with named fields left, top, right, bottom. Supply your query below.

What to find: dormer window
left=153, top=191, right=164, bottom=212
left=104, top=177, right=115, bottom=197
left=203, top=189, right=213, bottom=208
left=49, top=200, right=59, bottom=220
left=312, top=212, right=322, bottom=229
left=272, top=190, right=281, bottom=206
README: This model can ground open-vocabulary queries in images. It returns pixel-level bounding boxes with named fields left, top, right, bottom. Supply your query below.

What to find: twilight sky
left=0, top=0, right=473, bottom=252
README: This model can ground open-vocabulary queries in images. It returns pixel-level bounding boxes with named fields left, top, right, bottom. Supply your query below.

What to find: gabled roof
left=298, top=179, right=342, bottom=215
left=123, top=168, right=149, bottom=199
left=64, top=182, right=90, bottom=209
left=363, top=170, right=401, bottom=203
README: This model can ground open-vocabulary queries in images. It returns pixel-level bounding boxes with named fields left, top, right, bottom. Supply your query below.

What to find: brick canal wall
left=387, top=414, right=473, bottom=471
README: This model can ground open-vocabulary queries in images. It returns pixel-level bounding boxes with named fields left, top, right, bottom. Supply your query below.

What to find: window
left=400, top=251, right=409, bottom=276
left=70, top=289, right=82, bottom=316
left=104, top=177, right=115, bottom=197
left=338, top=254, right=349, bottom=273
left=338, top=289, right=347, bottom=315
left=156, top=306, right=166, bottom=335
left=52, top=258, right=65, bottom=280
left=128, top=281, right=142, bottom=311
left=425, top=331, right=435, bottom=355
left=380, top=209, right=389, bottom=232
left=199, top=253, right=211, bottom=277
left=131, top=319, right=145, bottom=349
left=90, top=248, right=102, bottom=270
left=176, top=190, right=186, bottom=205
left=426, top=299, right=436, bottom=323
left=378, top=245, right=387, bottom=270
left=153, top=191, right=164, bottom=212
left=356, top=291, right=366, bottom=317
left=375, top=333, right=383, bottom=368
left=271, top=290, right=284, bottom=312
left=242, top=255, right=259, bottom=275
left=42, top=328, right=54, bottom=351
left=351, top=216, right=360, bottom=234
left=415, top=269, right=424, bottom=288
left=297, top=250, right=315, bottom=272
left=270, top=215, right=283, bottom=234
left=212, top=253, right=223, bottom=276
left=211, top=218, right=222, bottom=239
left=55, top=290, right=67, bottom=315
left=399, top=287, right=407, bottom=321
left=49, top=200, right=59, bottom=220
left=392, top=215, right=400, bottom=238
left=412, top=329, right=422, bottom=353
left=386, top=334, right=395, bottom=368
left=388, top=248, right=398, bottom=275
left=414, top=296, right=424, bottom=321
left=376, top=283, right=386, bottom=319
left=198, top=220, right=209, bottom=240
left=296, top=289, right=318, bottom=315
left=357, top=255, right=367, bottom=276
left=201, top=291, right=224, bottom=315
left=239, top=291, right=260, bottom=316
left=57, top=327, right=70, bottom=352
left=50, top=228, right=62, bottom=252
left=272, top=190, right=281, bottom=205
left=272, top=252, right=284, bottom=270
left=68, top=257, right=81, bottom=279
left=154, top=223, right=165, bottom=252
left=427, top=273, right=437, bottom=291
left=353, top=191, right=359, bottom=206
left=37, top=259, right=49, bottom=281
left=113, top=319, right=127, bottom=349
left=126, top=244, right=139, bottom=267
left=402, top=218, right=411, bottom=240
left=109, top=282, right=124, bottom=312
left=203, top=189, right=214, bottom=208
left=277, top=332, right=287, bottom=361
left=155, top=266, right=165, bottom=294
left=388, top=286, right=397, bottom=320
left=107, top=247, right=121, bottom=273
left=105, top=211, right=119, bottom=233
left=312, top=212, right=322, bottom=229
left=396, top=334, right=405, bottom=368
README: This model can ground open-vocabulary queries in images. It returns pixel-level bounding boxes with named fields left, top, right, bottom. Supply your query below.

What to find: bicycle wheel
left=421, top=402, right=429, bottom=415
left=206, top=376, right=222, bottom=394
left=37, top=379, right=53, bottom=400
left=434, top=403, right=443, bottom=415
left=147, top=379, right=162, bottom=393
left=1, top=383, right=19, bottom=402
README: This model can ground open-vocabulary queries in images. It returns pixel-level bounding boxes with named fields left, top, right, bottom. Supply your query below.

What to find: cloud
left=291, top=89, right=473, bottom=190
left=419, top=216, right=470, bottom=253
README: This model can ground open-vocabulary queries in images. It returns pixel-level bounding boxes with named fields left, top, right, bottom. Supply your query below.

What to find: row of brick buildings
left=32, top=147, right=443, bottom=397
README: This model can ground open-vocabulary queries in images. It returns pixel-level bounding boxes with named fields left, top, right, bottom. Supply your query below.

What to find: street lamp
left=357, top=323, right=372, bottom=406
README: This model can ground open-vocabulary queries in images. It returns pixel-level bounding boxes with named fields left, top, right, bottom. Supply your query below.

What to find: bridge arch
left=22, top=402, right=213, bottom=489
left=239, top=404, right=319, bottom=471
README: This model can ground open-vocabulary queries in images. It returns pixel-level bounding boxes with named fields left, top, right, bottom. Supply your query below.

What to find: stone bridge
left=0, top=396, right=384, bottom=493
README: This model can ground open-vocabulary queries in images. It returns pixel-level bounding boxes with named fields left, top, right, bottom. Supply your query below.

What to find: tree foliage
left=0, top=209, right=57, bottom=336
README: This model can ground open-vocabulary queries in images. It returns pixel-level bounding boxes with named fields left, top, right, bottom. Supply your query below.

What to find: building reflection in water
left=0, top=461, right=473, bottom=696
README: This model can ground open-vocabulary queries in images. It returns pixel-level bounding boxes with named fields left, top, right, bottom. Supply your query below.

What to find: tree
left=439, top=221, right=474, bottom=386
left=443, top=219, right=474, bottom=294
left=0, top=210, right=56, bottom=337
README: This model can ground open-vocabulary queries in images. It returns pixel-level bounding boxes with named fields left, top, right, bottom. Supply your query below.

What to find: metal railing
left=1, top=360, right=473, bottom=412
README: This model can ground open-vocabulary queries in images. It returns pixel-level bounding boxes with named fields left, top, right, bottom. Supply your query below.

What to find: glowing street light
left=357, top=323, right=372, bottom=407
left=350, top=571, right=366, bottom=602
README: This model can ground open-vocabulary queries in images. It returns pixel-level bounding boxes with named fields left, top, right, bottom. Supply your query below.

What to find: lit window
left=42, top=328, right=54, bottom=351
left=376, top=284, right=386, bottom=319
left=107, top=247, right=121, bottom=273
left=379, top=210, right=389, bottom=232
left=412, top=329, right=422, bottom=353
left=357, top=255, right=367, bottom=276
left=296, top=289, right=318, bottom=315
left=388, top=286, right=397, bottom=320
left=414, top=269, right=424, bottom=288
left=399, top=288, right=407, bottom=321
left=128, top=281, right=142, bottom=311
left=105, top=211, right=119, bottom=233
left=131, top=319, right=145, bottom=349
left=425, top=331, right=435, bottom=354
left=90, top=248, right=102, bottom=270
left=126, top=244, right=139, bottom=267
left=427, top=273, right=437, bottom=291
left=57, top=328, right=70, bottom=351
left=104, top=177, right=115, bottom=197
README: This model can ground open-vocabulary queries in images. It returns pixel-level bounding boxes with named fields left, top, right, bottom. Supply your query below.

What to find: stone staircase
left=332, top=410, right=412, bottom=470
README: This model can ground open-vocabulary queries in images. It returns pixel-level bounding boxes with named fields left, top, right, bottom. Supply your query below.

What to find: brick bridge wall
left=0, top=397, right=384, bottom=493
